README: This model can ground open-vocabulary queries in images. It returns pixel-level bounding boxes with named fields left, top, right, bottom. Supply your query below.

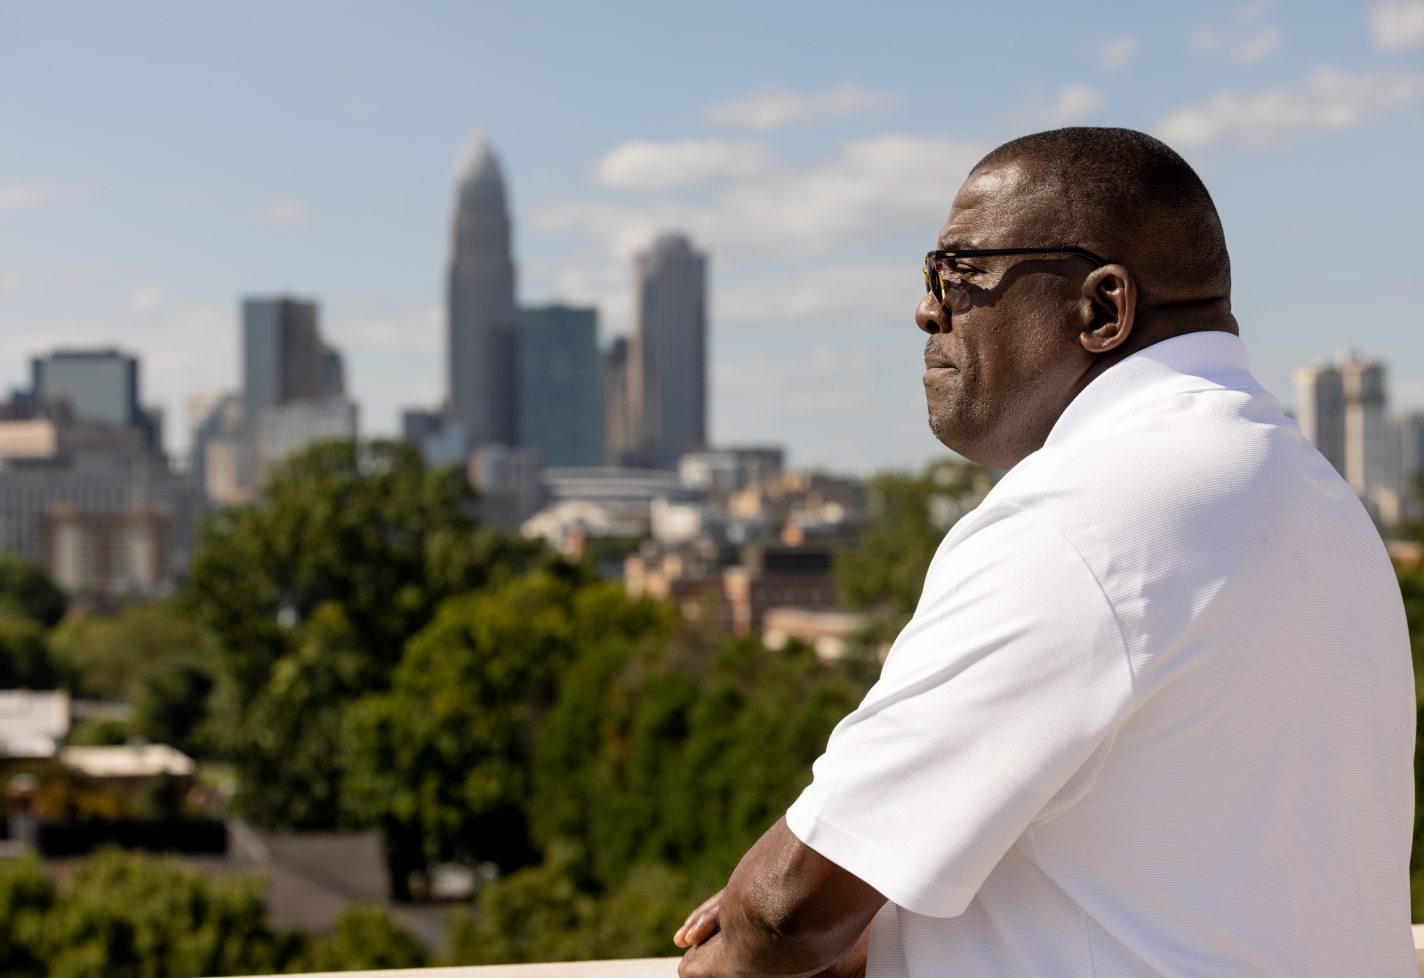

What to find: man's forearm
left=678, top=818, right=884, bottom=978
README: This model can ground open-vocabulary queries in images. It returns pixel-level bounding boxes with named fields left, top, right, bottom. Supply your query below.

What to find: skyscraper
left=1339, top=355, right=1391, bottom=498
left=30, top=348, right=162, bottom=449
left=630, top=234, right=707, bottom=470
left=1294, top=362, right=1345, bottom=474
left=1295, top=352, right=1397, bottom=508
left=448, top=134, right=518, bottom=449
left=518, top=305, right=602, bottom=467
left=235, top=296, right=356, bottom=491
left=603, top=337, right=636, bottom=467
left=243, top=297, right=322, bottom=422
left=32, top=349, right=139, bottom=427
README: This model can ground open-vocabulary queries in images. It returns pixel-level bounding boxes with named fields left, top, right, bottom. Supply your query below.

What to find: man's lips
left=924, top=357, right=957, bottom=372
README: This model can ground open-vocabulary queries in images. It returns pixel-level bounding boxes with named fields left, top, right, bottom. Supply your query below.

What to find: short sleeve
left=785, top=507, right=1135, bottom=918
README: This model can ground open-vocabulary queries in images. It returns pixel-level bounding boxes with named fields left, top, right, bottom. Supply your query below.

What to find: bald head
left=970, top=127, right=1230, bottom=307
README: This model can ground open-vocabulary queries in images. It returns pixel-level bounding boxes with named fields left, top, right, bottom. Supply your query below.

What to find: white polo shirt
left=786, top=331, right=1416, bottom=977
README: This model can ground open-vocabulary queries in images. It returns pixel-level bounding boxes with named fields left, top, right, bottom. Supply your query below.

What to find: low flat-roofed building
left=0, top=690, right=69, bottom=757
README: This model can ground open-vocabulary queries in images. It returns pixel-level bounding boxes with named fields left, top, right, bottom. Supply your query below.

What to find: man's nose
left=916, top=293, right=951, bottom=334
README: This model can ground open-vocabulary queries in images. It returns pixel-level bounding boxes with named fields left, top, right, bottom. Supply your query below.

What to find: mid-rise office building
left=1339, top=355, right=1392, bottom=499
left=518, top=305, right=602, bottom=468
left=448, top=135, right=518, bottom=449
left=187, top=393, right=244, bottom=504
left=1296, top=352, right=1398, bottom=519
left=31, top=349, right=161, bottom=449
left=195, top=297, right=356, bottom=499
left=603, top=337, right=636, bottom=467
left=243, top=298, right=324, bottom=422
left=0, top=350, right=203, bottom=599
left=402, top=408, right=467, bottom=468
left=1294, top=362, right=1346, bottom=475
left=630, top=234, right=707, bottom=470
left=254, top=400, right=358, bottom=485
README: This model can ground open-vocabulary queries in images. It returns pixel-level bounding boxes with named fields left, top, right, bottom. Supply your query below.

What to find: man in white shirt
left=673, top=127, right=1416, bottom=977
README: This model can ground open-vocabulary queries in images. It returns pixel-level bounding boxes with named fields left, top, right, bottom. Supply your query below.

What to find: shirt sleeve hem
left=785, top=804, right=977, bottom=919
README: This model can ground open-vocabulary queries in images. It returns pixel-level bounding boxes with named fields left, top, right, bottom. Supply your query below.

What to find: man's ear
left=1078, top=264, right=1135, bottom=354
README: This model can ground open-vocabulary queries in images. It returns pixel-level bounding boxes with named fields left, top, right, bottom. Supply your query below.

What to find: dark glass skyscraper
left=632, top=234, right=707, bottom=470
left=448, top=135, right=518, bottom=449
left=518, top=305, right=602, bottom=468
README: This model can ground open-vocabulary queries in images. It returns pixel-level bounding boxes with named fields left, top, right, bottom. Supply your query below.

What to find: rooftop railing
left=256, top=957, right=682, bottom=978
left=258, top=931, right=1424, bottom=978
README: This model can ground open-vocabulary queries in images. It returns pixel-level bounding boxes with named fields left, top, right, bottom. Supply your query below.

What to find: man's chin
left=928, top=412, right=991, bottom=464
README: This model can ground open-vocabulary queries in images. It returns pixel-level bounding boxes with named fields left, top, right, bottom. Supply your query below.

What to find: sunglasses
left=924, top=247, right=1108, bottom=306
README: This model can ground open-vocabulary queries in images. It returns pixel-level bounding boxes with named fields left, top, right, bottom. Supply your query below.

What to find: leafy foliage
left=344, top=575, right=667, bottom=872
left=303, top=904, right=428, bottom=972
left=0, top=613, right=57, bottom=689
left=50, top=602, right=219, bottom=755
left=0, top=856, right=52, bottom=978
left=1397, top=564, right=1424, bottom=922
left=530, top=633, right=866, bottom=885
left=835, top=459, right=992, bottom=618
left=184, top=439, right=546, bottom=834
left=0, top=849, right=428, bottom=976
left=32, top=849, right=300, bottom=978
left=446, top=845, right=698, bottom=965
left=0, top=554, right=66, bottom=629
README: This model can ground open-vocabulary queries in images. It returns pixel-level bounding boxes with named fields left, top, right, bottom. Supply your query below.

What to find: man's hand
left=674, top=817, right=884, bottom=978
left=675, top=889, right=725, bottom=948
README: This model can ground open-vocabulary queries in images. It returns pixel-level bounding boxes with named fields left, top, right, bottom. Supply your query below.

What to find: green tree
left=0, top=613, right=57, bottom=689
left=445, top=844, right=698, bottom=965
left=50, top=602, right=219, bottom=754
left=0, top=553, right=66, bottom=628
left=303, top=905, right=427, bottom=972
left=531, top=633, right=868, bottom=886
left=344, top=575, right=664, bottom=876
left=184, top=439, right=545, bottom=836
left=33, top=848, right=301, bottom=978
left=440, top=627, right=871, bottom=965
left=0, top=855, right=52, bottom=978
left=1397, top=564, right=1424, bottom=921
left=835, top=459, right=992, bottom=618
left=0, top=554, right=66, bottom=689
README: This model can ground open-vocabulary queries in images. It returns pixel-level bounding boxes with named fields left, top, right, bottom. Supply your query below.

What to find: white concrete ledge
left=256, top=956, right=683, bottom=978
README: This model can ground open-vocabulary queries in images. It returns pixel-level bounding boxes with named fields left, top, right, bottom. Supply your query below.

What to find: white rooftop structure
left=0, top=690, right=69, bottom=757
left=59, top=743, right=196, bottom=778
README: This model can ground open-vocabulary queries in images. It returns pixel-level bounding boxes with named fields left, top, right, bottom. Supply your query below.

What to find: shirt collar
left=1044, top=330, right=1263, bottom=449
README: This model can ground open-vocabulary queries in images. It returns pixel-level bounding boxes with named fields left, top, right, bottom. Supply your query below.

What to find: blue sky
left=1, top=0, right=1421, bottom=471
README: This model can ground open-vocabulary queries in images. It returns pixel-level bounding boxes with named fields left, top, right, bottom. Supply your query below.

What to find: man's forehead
left=938, top=162, right=1060, bottom=249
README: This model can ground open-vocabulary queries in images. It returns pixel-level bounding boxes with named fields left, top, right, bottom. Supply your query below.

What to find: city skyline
left=1, top=2, right=1421, bottom=471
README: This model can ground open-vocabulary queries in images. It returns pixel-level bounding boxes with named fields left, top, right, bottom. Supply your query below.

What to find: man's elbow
left=730, top=894, right=844, bottom=976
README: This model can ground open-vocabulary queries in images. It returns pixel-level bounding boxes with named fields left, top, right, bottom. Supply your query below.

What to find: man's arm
left=677, top=817, right=885, bottom=978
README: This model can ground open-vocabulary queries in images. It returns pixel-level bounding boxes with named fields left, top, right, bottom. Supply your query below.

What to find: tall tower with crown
left=448, top=134, right=518, bottom=448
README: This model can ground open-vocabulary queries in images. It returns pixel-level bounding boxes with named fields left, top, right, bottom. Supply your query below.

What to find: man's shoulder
left=948, top=383, right=1384, bottom=601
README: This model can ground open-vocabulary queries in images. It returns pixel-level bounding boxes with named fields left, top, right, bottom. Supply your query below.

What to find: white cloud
left=129, top=286, right=163, bottom=312
left=702, top=84, right=898, bottom=131
left=1234, top=26, right=1281, bottom=63
left=1373, top=1, right=1424, bottom=49
left=261, top=198, right=309, bottom=225
left=545, top=134, right=986, bottom=262
left=1156, top=66, right=1421, bottom=149
left=347, top=306, right=442, bottom=353
left=598, top=140, right=779, bottom=189
left=1021, top=85, right=1105, bottom=127
left=1191, top=1, right=1282, bottom=64
left=717, top=265, right=919, bottom=327
left=1099, top=36, right=1139, bottom=71
left=0, top=184, right=78, bottom=209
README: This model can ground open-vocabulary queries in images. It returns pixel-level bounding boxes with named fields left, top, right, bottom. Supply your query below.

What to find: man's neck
left=1077, top=297, right=1238, bottom=395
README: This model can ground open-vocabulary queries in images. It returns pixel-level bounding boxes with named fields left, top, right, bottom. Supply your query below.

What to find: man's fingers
left=674, top=889, right=725, bottom=948
left=674, top=912, right=718, bottom=948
